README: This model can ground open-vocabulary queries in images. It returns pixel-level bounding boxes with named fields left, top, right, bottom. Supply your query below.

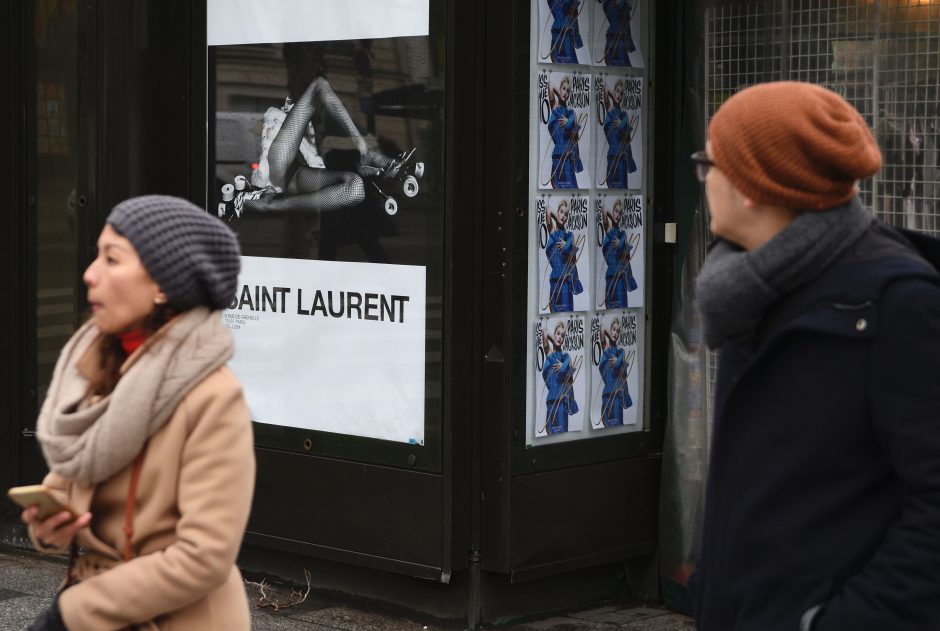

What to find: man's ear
left=742, top=195, right=758, bottom=209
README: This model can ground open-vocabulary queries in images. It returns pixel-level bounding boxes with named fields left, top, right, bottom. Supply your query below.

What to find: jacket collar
left=756, top=235, right=940, bottom=348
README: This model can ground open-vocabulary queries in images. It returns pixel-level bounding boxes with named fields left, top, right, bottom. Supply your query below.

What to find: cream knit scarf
left=36, top=307, right=234, bottom=486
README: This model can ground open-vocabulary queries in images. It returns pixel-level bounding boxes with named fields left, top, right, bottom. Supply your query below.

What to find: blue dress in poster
left=602, top=106, right=637, bottom=189
left=601, top=227, right=637, bottom=308
left=543, top=350, right=579, bottom=434
left=599, top=346, right=633, bottom=426
left=546, top=228, right=584, bottom=312
left=548, top=104, right=584, bottom=189
left=601, top=0, right=637, bottom=67
left=548, top=0, right=584, bottom=64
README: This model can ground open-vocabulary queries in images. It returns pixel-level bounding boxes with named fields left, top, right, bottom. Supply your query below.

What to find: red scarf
left=116, top=329, right=147, bottom=355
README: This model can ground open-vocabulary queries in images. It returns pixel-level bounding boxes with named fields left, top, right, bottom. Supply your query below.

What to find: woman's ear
left=154, top=292, right=168, bottom=306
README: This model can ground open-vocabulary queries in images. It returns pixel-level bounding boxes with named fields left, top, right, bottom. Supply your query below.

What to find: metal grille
left=702, top=0, right=940, bottom=420
left=790, top=0, right=880, bottom=207
left=705, top=0, right=940, bottom=233
left=875, top=1, right=940, bottom=232
left=705, top=1, right=785, bottom=119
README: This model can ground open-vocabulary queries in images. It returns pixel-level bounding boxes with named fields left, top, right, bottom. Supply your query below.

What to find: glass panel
left=33, top=0, right=80, bottom=413
left=209, top=3, right=444, bottom=464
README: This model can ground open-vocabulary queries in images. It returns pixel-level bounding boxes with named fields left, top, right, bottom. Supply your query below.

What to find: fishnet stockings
left=248, top=168, right=365, bottom=212
left=260, top=77, right=391, bottom=213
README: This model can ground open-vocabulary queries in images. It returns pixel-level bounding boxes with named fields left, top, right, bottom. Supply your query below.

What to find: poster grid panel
left=526, top=0, right=648, bottom=447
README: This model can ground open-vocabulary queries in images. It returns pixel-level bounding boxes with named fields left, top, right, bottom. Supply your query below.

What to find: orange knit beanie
left=707, top=81, right=882, bottom=210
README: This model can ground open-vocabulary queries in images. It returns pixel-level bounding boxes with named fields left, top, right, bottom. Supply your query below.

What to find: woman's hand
left=21, top=507, right=91, bottom=549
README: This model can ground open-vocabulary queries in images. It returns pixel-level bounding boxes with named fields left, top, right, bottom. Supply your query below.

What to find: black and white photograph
left=212, top=27, right=440, bottom=265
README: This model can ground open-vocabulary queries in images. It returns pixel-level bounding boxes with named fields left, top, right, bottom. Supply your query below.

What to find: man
left=689, top=81, right=940, bottom=631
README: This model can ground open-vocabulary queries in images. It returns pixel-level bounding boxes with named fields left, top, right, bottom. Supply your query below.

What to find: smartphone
left=7, top=485, right=79, bottom=521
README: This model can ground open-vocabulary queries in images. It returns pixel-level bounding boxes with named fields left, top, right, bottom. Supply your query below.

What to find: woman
left=598, top=318, right=633, bottom=427
left=23, top=195, right=254, bottom=631
left=599, top=0, right=637, bottom=67
left=541, top=321, right=578, bottom=435
left=600, top=200, right=638, bottom=308
left=547, top=0, right=584, bottom=64
left=545, top=200, right=584, bottom=312
left=601, top=80, right=637, bottom=189
left=547, top=77, right=584, bottom=189
left=237, top=76, right=401, bottom=216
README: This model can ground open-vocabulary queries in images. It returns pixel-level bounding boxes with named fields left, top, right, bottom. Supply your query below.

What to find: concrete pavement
left=0, top=546, right=695, bottom=630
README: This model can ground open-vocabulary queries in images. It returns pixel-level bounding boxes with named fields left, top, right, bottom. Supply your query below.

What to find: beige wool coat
left=30, top=341, right=256, bottom=631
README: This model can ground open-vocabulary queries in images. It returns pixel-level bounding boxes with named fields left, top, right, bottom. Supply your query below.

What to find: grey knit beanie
left=106, top=195, right=241, bottom=311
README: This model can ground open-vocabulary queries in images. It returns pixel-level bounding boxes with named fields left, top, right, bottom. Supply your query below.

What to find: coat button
left=856, top=318, right=868, bottom=332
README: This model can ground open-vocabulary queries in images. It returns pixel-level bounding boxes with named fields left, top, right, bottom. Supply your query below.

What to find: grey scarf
left=36, top=307, right=234, bottom=485
left=696, top=198, right=873, bottom=349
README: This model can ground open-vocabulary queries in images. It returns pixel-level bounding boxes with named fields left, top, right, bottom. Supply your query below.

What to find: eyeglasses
left=690, top=150, right=715, bottom=183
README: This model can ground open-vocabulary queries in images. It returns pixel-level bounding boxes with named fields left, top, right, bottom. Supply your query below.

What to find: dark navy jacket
left=690, top=222, right=940, bottom=631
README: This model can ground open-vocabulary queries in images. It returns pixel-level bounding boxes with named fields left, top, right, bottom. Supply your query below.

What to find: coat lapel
left=71, top=482, right=122, bottom=560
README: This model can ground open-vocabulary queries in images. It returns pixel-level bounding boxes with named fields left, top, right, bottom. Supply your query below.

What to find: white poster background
left=536, top=193, right=591, bottom=314
left=591, top=0, right=644, bottom=68
left=533, top=315, right=587, bottom=439
left=538, top=69, right=593, bottom=190
left=224, top=256, right=426, bottom=444
left=593, top=193, right=644, bottom=310
left=589, top=311, right=640, bottom=430
left=537, top=0, right=593, bottom=65
left=207, top=0, right=429, bottom=46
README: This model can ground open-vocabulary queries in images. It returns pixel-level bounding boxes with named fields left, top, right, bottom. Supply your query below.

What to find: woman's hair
left=86, top=303, right=176, bottom=397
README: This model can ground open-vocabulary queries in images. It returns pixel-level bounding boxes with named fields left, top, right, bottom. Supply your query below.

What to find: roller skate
left=218, top=175, right=278, bottom=221
left=366, top=148, right=425, bottom=216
